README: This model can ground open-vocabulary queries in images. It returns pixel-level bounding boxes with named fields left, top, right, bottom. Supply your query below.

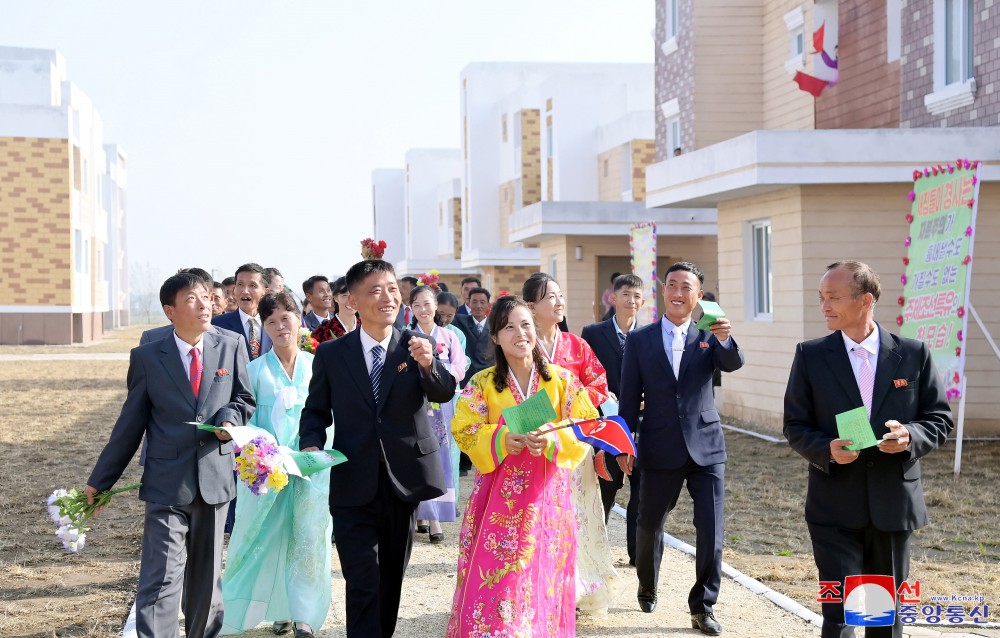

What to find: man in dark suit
left=784, top=260, right=953, bottom=638
left=299, top=259, right=456, bottom=638
left=301, top=275, right=334, bottom=331
left=452, top=286, right=492, bottom=387
left=456, top=276, right=481, bottom=316
left=619, top=262, right=744, bottom=636
left=211, top=263, right=272, bottom=360
left=86, top=271, right=255, bottom=638
left=581, top=273, right=645, bottom=565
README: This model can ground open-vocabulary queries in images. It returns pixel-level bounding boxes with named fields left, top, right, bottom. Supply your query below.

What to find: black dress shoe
left=272, top=620, right=293, bottom=635
left=637, top=587, right=657, bottom=613
left=429, top=531, right=445, bottom=543
left=293, top=622, right=315, bottom=638
left=416, top=523, right=430, bottom=533
left=691, top=611, right=722, bottom=635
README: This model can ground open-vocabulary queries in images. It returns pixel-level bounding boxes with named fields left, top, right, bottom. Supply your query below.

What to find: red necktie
left=405, top=306, right=412, bottom=326
left=189, top=347, right=203, bottom=399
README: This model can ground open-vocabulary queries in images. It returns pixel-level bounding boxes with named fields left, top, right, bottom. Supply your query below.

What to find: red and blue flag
left=570, top=416, right=637, bottom=458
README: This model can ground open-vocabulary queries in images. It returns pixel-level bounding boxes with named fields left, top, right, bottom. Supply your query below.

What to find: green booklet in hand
left=835, top=407, right=879, bottom=451
left=695, top=300, right=726, bottom=330
left=501, top=388, right=558, bottom=435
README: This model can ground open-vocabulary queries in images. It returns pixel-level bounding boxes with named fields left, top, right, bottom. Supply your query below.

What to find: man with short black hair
left=212, top=263, right=272, bottom=360
left=453, top=287, right=491, bottom=386
left=264, top=267, right=285, bottom=294
left=582, top=273, right=646, bottom=564
left=456, top=276, right=482, bottom=316
left=302, top=275, right=334, bottom=331
left=394, top=276, right=419, bottom=329
left=210, top=281, right=227, bottom=317
left=222, top=277, right=238, bottom=313
left=619, top=261, right=744, bottom=635
left=300, top=259, right=455, bottom=637
left=86, top=271, right=254, bottom=638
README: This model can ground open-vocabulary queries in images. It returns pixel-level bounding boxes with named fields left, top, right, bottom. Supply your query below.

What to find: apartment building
left=644, top=0, right=999, bottom=432
left=0, top=47, right=128, bottom=344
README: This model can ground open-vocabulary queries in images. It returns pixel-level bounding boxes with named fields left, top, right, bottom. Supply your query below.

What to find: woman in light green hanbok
left=222, top=292, right=332, bottom=638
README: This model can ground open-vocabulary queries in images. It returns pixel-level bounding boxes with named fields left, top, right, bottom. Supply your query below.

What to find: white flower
left=46, top=489, right=70, bottom=525
left=55, top=525, right=86, bottom=554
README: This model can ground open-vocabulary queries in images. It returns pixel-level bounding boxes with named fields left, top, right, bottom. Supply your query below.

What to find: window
left=661, top=0, right=680, bottom=56
left=620, top=143, right=633, bottom=199
left=659, top=98, right=681, bottom=155
left=501, top=113, right=508, bottom=143
left=548, top=255, right=558, bottom=280
left=783, top=7, right=806, bottom=73
left=749, top=220, right=772, bottom=318
left=602, top=158, right=609, bottom=178
left=546, top=124, right=553, bottom=159
left=925, top=0, right=976, bottom=114
left=669, top=118, right=681, bottom=156
left=944, top=0, right=972, bottom=86
left=74, top=229, right=83, bottom=273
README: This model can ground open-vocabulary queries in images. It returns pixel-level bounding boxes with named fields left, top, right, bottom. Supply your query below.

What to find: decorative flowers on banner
left=298, top=328, right=319, bottom=353
left=955, top=346, right=962, bottom=356
left=897, top=296, right=905, bottom=306
left=905, top=213, right=914, bottom=223
left=957, top=306, right=966, bottom=318
left=360, top=238, right=387, bottom=260
left=904, top=236, right=911, bottom=247
left=957, top=330, right=964, bottom=342
left=965, top=226, right=973, bottom=237
left=900, top=274, right=907, bottom=285
left=47, top=483, right=141, bottom=554
left=947, top=388, right=961, bottom=401
left=908, top=192, right=915, bottom=203
left=235, top=436, right=289, bottom=495
left=962, top=255, right=972, bottom=265
left=896, top=315, right=904, bottom=327
left=902, top=257, right=909, bottom=266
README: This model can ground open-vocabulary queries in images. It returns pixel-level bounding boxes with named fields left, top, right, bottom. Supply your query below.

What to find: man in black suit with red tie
left=619, top=262, right=744, bottom=635
left=581, top=273, right=645, bottom=565
left=784, top=261, right=953, bottom=638
left=299, top=260, right=456, bottom=638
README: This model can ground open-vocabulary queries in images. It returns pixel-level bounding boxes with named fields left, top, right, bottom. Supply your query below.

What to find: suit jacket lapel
left=605, top=320, right=622, bottom=362
left=824, top=332, right=865, bottom=408
left=377, top=329, right=406, bottom=415
left=870, top=325, right=902, bottom=421
left=650, top=321, right=674, bottom=382
left=344, top=331, right=376, bottom=410
left=197, top=331, right=222, bottom=414
left=159, top=336, right=197, bottom=410
left=677, top=323, right=700, bottom=382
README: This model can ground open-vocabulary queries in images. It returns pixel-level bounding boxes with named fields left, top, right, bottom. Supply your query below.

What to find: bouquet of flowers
left=298, top=327, right=319, bottom=353
left=418, top=269, right=441, bottom=289
left=47, top=482, right=141, bottom=554
left=311, top=318, right=338, bottom=345
left=361, top=237, right=387, bottom=260
left=235, top=436, right=289, bottom=495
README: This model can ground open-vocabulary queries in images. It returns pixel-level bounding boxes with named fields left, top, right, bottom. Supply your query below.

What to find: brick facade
left=654, top=0, right=695, bottom=161
left=451, top=198, right=462, bottom=257
left=816, top=0, right=900, bottom=129
left=900, top=0, right=1000, bottom=127
left=519, top=109, right=541, bottom=205
left=0, top=137, right=72, bottom=305
left=630, top=139, right=657, bottom=201
left=480, top=265, right=539, bottom=300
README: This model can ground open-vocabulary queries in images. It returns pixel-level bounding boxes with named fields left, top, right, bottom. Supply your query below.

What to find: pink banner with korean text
left=629, top=222, right=658, bottom=327
left=898, top=160, right=981, bottom=405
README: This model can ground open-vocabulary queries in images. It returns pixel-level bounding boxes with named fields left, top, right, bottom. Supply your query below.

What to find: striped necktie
left=371, top=344, right=384, bottom=403
left=853, top=347, right=875, bottom=418
left=617, top=330, right=627, bottom=355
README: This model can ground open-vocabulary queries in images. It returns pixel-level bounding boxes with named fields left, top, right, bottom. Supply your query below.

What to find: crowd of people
left=84, top=256, right=953, bottom=638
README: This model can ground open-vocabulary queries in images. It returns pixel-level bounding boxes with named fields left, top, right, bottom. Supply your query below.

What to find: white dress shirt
left=173, top=332, right=204, bottom=382
left=472, top=316, right=488, bottom=334
left=842, top=325, right=881, bottom=389
left=238, top=308, right=260, bottom=341
left=359, top=329, right=393, bottom=375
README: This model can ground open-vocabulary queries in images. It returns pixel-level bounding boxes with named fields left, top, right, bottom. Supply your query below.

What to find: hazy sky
left=1, top=1, right=652, bottom=291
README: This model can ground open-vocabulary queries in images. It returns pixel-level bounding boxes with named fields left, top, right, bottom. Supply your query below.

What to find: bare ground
left=1, top=324, right=997, bottom=637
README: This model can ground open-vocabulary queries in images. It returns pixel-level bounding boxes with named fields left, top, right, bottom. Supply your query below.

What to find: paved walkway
left=0, top=352, right=130, bottom=361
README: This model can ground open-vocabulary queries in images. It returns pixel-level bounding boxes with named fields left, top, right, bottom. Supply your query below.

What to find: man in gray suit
left=86, top=271, right=255, bottom=638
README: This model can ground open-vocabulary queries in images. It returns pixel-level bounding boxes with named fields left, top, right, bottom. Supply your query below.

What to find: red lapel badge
left=894, top=378, right=908, bottom=388
left=397, top=361, right=408, bottom=373
left=216, top=368, right=230, bottom=377
left=699, top=342, right=710, bottom=349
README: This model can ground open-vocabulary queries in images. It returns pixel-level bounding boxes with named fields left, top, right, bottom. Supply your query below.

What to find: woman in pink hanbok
left=524, top=273, right=625, bottom=618
left=448, top=296, right=595, bottom=637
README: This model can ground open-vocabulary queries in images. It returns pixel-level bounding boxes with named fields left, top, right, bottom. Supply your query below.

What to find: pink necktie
left=853, top=347, right=874, bottom=417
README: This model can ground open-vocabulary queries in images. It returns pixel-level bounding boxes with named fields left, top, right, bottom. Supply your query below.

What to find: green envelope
left=695, top=300, right=726, bottom=330
left=501, top=388, right=558, bottom=435
left=835, top=407, right=879, bottom=451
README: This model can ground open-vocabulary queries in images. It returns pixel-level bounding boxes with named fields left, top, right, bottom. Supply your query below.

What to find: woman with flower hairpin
left=221, top=292, right=332, bottom=638
left=409, top=285, right=467, bottom=542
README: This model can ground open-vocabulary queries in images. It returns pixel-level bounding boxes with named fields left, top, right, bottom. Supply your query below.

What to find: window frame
left=744, top=219, right=773, bottom=320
